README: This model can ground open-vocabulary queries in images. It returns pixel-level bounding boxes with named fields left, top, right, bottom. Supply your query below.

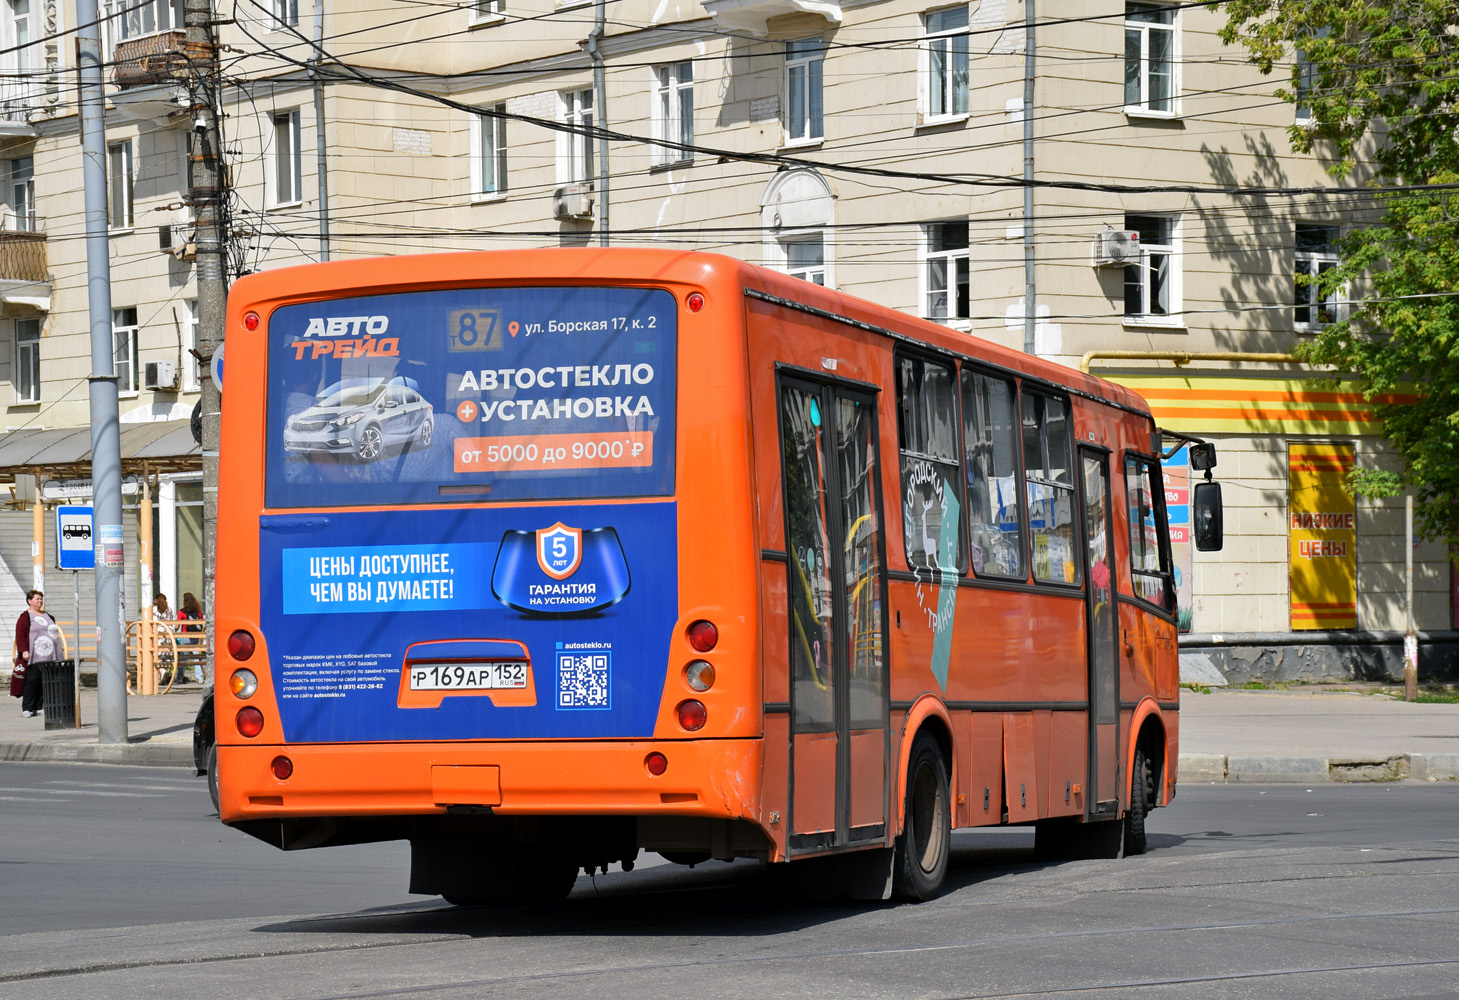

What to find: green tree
left=1218, top=1, right=1459, bottom=540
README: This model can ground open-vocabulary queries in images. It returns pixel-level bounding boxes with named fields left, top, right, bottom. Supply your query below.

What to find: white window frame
left=922, top=220, right=970, bottom=325
left=13, top=317, right=38, bottom=404
left=1295, top=223, right=1345, bottom=331
left=470, top=105, right=508, bottom=200
left=1124, top=2, right=1177, bottom=117
left=652, top=61, right=694, bottom=167
left=922, top=6, right=969, bottom=124
left=784, top=39, right=824, bottom=146
left=1122, top=213, right=1182, bottom=327
left=557, top=89, right=594, bottom=185
left=268, top=109, right=302, bottom=208
left=116, top=0, right=184, bottom=40
left=107, top=139, right=133, bottom=230
left=7, top=155, right=34, bottom=231
left=112, top=308, right=139, bottom=396
left=5, top=0, right=32, bottom=80
left=776, top=231, right=830, bottom=287
left=468, top=0, right=504, bottom=25
left=268, top=0, right=298, bottom=31
left=181, top=299, right=199, bottom=390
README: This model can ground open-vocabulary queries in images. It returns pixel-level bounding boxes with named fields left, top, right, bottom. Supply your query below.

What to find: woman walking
left=13, top=590, right=59, bottom=718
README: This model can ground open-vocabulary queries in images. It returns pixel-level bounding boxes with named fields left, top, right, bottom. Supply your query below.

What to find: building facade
left=0, top=0, right=1450, bottom=677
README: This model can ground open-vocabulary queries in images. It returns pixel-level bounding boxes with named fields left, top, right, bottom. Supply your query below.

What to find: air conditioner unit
left=1093, top=229, right=1140, bottom=266
left=552, top=183, right=595, bottom=220
left=144, top=360, right=179, bottom=392
left=158, top=217, right=195, bottom=261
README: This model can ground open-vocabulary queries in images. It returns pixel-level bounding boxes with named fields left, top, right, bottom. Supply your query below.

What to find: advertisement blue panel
left=265, top=286, right=677, bottom=509
left=261, top=504, right=678, bottom=742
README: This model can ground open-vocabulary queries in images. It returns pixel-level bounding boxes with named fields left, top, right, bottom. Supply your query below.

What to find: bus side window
left=960, top=369, right=1024, bottom=579
left=1124, top=454, right=1175, bottom=611
left=1021, top=392, right=1080, bottom=586
left=897, top=354, right=964, bottom=573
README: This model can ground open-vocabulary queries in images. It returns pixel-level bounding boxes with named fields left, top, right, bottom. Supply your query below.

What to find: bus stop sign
left=56, top=506, right=95, bottom=570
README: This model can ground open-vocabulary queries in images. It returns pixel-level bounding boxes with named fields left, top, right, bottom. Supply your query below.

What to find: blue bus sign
left=56, top=506, right=95, bottom=570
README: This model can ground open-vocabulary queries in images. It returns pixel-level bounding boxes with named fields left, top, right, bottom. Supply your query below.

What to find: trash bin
left=35, top=660, right=76, bottom=730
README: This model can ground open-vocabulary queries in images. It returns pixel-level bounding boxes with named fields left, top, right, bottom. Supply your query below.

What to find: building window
left=781, top=234, right=826, bottom=285
left=471, top=106, right=507, bottom=197
left=181, top=299, right=198, bottom=390
left=113, top=308, right=139, bottom=394
left=13, top=317, right=38, bottom=403
left=7, top=0, right=31, bottom=79
left=269, top=0, right=297, bottom=29
left=1022, top=391, right=1079, bottom=586
left=652, top=61, right=694, bottom=166
left=898, top=353, right=963, bottom=573
left=1295, top=223, right=1343, bottom=329
left=924, top=6, right=969, bottom=120
left=961, top=369, right=1024, bottom=579
left=107, top=140, right=133, bottom=229
left=924, top=220, right=969, bottom=322
left=118, top=0, right=183, bottom=39
left=7, top=156, right=34, bottom=231
left=785, top=39, right=824, bottom=144
left=1124, top=2, right=1174, bottom=114
left=559, top=89, right=594, bottom=183
left=1293, top=28, right=1327, bottom=124
left=1123, top=213, right=1177, bottom=321
left=269, top=110, right=301, bottom=206
left=468, top=0, right=503, bottom=23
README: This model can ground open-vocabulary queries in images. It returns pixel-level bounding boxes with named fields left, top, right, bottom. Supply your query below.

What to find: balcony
left=113, top=31, right=189, bottom=89
left=0, top=219, right=50, bottom=310
left=700, top=0, right=840, bottom=37
left=0, top=75, right=41, bottom=136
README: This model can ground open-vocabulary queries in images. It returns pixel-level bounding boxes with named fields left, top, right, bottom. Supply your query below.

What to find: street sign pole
left=56, top=506, right=94, bottom=731
left=73, top=570, right=81, bottom=728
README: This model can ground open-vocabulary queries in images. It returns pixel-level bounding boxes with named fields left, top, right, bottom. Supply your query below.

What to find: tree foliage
left=1218, top=1, right=1459, bottom=540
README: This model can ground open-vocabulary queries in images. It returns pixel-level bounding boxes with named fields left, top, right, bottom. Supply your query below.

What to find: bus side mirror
left=1193, top=481, right=1223, bottom=551
left=1189, top=442, right=1217, bottom=471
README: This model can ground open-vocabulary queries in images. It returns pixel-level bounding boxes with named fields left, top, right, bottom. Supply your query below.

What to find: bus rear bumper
left=217, top=738, right=765, bottom=825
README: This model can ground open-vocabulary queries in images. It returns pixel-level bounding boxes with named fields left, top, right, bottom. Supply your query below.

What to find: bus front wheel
left=893, top=733, right=950, bottom=900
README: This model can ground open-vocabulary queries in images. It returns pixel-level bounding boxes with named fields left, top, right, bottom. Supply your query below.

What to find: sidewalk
left=0, top=683, right=201, bottom=767
left=4, top=683, right=1459, bottom=782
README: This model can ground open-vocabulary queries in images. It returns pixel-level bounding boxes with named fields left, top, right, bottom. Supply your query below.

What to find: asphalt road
left=2, top=762, right=1458, bottom=999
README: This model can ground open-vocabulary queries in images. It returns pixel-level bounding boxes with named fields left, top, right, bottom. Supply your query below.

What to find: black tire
left=893, top=733, right=951, bottom=900
left=1124, top=746, right=1153, bottom=855
left=206, top=743, right=219, bottom=814
left=508, top=858, right=579, bottom=903
left=357, top=425, right=383, bottom=461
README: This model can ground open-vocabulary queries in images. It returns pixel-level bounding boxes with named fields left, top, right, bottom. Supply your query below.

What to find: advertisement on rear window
left=257, top=285, right=680, bottom=742
left=265, top=286, right=676, bottom=508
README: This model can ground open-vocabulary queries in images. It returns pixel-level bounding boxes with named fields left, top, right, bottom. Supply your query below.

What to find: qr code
left=557, top=653, right=610, bottom=709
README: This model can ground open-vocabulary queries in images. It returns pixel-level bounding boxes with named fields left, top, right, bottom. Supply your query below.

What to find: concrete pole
left=1405, top=494, right=1417, bottom=701
left=590, top=0, right=608, bottom=246
left=186, top=0, right=228, bottom=688
left=1022, top=0, right=1035, bottom=354
left=76, top=0, right=127, bottom=742
left=312, top=0, right=330, bottom=261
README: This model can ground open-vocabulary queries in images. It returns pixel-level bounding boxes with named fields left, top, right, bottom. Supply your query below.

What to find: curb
left=1179, top=752, right=1459, bottom=783
left=0, top=740, right=194, bottom=768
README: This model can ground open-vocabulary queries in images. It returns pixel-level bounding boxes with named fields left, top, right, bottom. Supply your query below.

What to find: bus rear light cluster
left=271, top=756, right=294, bottom=780
left=686, top=292, right=705, bottom=313
left=645, top=752, right=668, bottom=776
left=236, top=707, right=264, bottom=738
left=243, top=311, right=260, bottom=331
left=685, top=660, right=715, bottom=692
left=686, top=620, right=718, bottom=653
left=676, top=700, right=706, bottom=732
left=228, top=629, right=256, bottom=661
left=229, top=668, right=258, bottom=699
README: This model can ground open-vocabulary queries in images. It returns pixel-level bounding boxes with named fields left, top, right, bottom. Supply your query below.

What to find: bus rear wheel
left=893, top=733, right=950, bottom=900
left=1124, top=747, right=1153, bottom=855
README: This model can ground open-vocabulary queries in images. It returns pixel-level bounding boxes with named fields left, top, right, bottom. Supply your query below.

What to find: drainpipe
left=312, top=0, right=331, bottom=260
left=588, top=0, right=609, bottom=246
left=1022, top=0, right=1035, bottom=353
left=1079, top=350, right=1298, bottom=375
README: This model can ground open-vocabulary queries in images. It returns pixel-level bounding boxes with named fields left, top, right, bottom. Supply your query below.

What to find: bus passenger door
left=779, top=377, right=889, bottom=854
left=1079, top=448, right=1120, bottom=818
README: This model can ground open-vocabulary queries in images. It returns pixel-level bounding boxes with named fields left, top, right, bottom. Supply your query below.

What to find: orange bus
left=214, top=248, right=1222, bottom=902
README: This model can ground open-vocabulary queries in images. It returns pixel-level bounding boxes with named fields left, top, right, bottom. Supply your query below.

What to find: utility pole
left=75, top=0, right=126, bottom=742
left=185, top=0, right=228, bottom=682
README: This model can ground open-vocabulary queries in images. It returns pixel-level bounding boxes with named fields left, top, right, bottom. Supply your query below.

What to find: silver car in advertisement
left=283, top=376, right=434, bottom=462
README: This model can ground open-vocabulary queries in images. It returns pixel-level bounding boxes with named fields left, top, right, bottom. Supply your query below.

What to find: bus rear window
left=264, top=286, right=677, bottom=508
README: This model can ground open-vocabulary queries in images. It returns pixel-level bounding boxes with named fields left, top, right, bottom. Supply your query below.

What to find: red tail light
left=676, top=700, right=706, bottom=732
left=645, top=752, right=668, bottom=776
left=686, top=620, right=718, bottom=652
left=228, top=630, right=256, bottom=661
left=271, top=756, right=293, bottom=780
left=236, top=707, right=264, bottom=738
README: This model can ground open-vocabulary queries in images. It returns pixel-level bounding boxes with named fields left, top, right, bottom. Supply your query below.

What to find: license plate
left=407, top=660, right=528, bottom=691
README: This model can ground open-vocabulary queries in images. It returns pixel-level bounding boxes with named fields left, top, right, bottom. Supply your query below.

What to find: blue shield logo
left=536, top=523, right=582, bottom=580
